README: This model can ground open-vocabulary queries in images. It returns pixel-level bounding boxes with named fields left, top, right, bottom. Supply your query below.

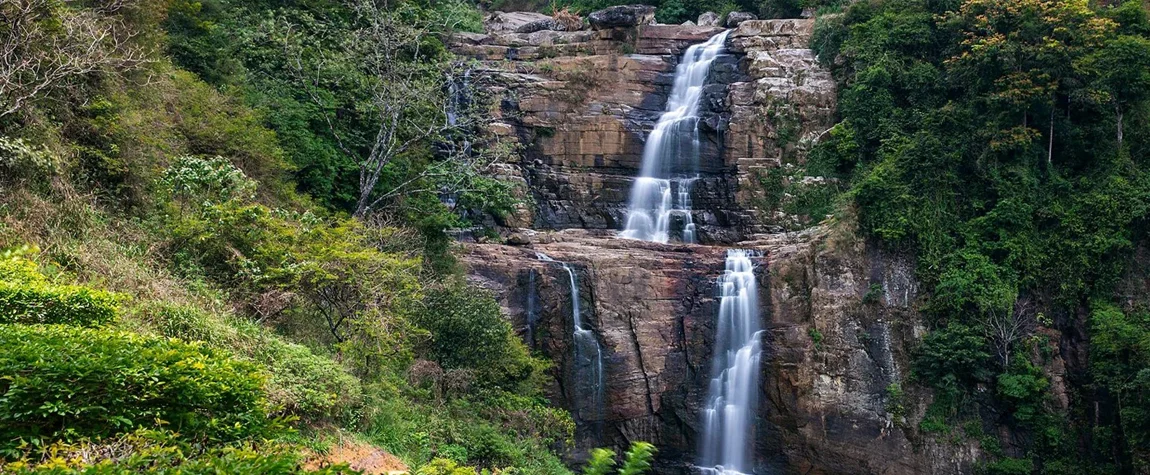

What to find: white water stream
left=699, top=250, right=764, bottom=474
left=621, top=31, right=731, bottom=244
left=537, top=253, right=604, bottom=422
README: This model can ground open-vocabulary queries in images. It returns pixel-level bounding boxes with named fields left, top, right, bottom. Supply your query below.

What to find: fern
left=583, top=448, right=617, bottom=475
left=617, top=442, right=656, bottom=475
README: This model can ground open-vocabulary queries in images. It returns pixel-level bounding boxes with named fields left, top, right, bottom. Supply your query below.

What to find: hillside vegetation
left=0, top=0, right=586, bottom=472
left=808, top=0, right=1150, bottom=472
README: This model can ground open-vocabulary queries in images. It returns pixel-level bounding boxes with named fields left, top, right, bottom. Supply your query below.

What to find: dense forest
left=809, top=1, right=1150, bottom=472
left=2, top=0, right=1150, bottom=473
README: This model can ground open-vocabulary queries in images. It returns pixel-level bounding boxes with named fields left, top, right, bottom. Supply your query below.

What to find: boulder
left=681, top=20, right=696, bottom=26
left=587, top=4, right=656, bottom=30
left=697, top=11, right=720, bottom=27
left=484, top=11, right=552, bottom=33
left=725, top=11, right=757, bottom=27
left=515, top=18, right=558, bottom=33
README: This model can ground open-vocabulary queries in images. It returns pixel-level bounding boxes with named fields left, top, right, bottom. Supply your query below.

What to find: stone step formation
left=452, top=8, right=977, bottom=475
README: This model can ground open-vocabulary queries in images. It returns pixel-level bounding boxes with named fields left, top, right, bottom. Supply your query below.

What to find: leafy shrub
left=0, top=254, right=119, bottom=327
left=0, top=325, right=278, bottom=454
left=2, top=429, right=353, bottom=474
left=417, top=285, right=546, bottom=393
left=415, top=458, right=476, bottom=475
left=913, top=322, right=993, bottom=388
left=139, top=303, right=363, bottom=423
left=996, top=360, right=1049, bottom=423
left=158, top=155, right=257, bottom=206
left=980, top=457, right=1033, bottom=475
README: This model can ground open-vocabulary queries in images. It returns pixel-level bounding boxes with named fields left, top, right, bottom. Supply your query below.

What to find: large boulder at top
left=484, top=11, right=552, bottom=33
left=515, top=18, right=558, bottom=33
left=725, top=11, right=757, bottom=27
left=697, top=11, right=720, bottom=27
left=587, top=5, right=656, bottom=30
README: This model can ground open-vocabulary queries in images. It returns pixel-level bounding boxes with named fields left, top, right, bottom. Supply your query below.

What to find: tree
left=0, top=0, right=150, bottom=118
left=1077, top=35, right=1150, bottom=146
left=278, top=0, right=511, bottom=218
left=944, top=0, right=1116, bottom=162
left=980, top=297, right=1038, bottom=370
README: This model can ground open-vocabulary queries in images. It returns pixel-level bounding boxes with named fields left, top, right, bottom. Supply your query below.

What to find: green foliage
left=1089, top=303, right=1150, bottom=463
left=0, top=254, right=119, bottom=327
left=159, top=155, right=258, bottom=206
left=885, top=383, right=905, bottom=418
left=361, top=378, right=572, bottom=472
left=582, top=448, right=617, bottom=475
left=416, top=458, right=477, bottom=475
left=913, top=323, right=992, bottom=390
left=0, top=325, right=279, bottom=455
left=808, top=326, right=823, bottom=350
left=821, top=0, right=1150, bottom=466
left=980, top=457, right=1032, bottom=475
left=3, top=429, right=353, bottom=474
left=139, top=303, right=364, bottom=424
left=617, top=442, right=656, bottom=475
left=417, top=284, right=547, bottom=393
left=995, top=360, right=1049, bottom=423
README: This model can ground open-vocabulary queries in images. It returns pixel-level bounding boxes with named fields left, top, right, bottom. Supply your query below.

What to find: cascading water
left=537, top=253, right=604, bottom=423
left=621, top=31, right=730, bottom=244
left=699, top=250, right=764, bottom=475
left=525, top=269, right=539, bottom=349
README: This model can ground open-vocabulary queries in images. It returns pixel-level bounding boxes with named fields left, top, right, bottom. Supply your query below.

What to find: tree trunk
left=1117, top=103, right=1124, bottom=147
left=1048, top=106, right=1055, bottom=166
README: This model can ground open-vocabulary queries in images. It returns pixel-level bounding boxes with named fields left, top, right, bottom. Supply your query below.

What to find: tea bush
left=0, top=255, right=119, bottom=327
left=0, top=325, right=277, bottom=454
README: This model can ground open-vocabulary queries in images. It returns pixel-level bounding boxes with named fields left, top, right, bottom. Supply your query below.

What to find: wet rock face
left=462, top=229, right=978, bottom=474
left=450, top=19, right=834, bottom=243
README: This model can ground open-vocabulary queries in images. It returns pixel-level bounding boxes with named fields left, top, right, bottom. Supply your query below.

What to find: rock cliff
left=462, top=228, right=978, bottom=474
left=451, top=18, right=834, bottom=242
left=453, top=13, right=974, bottom=474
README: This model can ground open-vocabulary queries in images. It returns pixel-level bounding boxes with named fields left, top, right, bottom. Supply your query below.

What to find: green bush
left=980, top=457, right=1033, bottom=475
left=0, top=325, right=278, bottom=454
left=0, top=255, right=119, bottom=327
left=140, top=303, right=364, bottom=423
left=415, top=458, right=476, bottom=475
left=417, top=285, right=545, bottom=393
left=3, top=429, right=353, bottom=474
left=913, top=322, right=993, bottom=388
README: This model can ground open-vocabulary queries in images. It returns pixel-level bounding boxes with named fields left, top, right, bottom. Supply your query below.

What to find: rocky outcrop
left=725, top=11, right=758, bottom=27
left=485, top=11, right=554, bottom=32
left=697, top=12, right=720, bottom=27
left=588, top=5, right=656, bottom=30
left=450, top=18, right=835, bottom=242
left=462, top=228, right=976, bottom=474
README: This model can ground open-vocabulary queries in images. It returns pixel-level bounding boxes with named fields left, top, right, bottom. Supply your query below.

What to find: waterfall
left=621, top=31, right=730, bottom=244
left=537, top=253, right=605, bottom=423
left=526, top=269, right=539, bottom=349
left=699, top=250, right=763, bottom=475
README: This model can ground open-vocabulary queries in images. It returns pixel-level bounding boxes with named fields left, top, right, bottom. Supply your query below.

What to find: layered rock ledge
left=451, top=19, right=834, bottom=242
left=462, top=229, right=979, bottom=474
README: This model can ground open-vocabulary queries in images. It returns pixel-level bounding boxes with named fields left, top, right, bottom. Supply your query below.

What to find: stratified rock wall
left=462, top=229, right=977, bottom=474
left=454, top=14, right=972, bottom=475
left=451, top=19, right=834, bottom=242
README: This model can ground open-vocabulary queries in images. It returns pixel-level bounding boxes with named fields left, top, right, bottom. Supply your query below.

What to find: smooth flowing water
left=537, top=253, right=604, bottom=421
left=525, top=269, right=539, bottom=349
left=621, top=31, right=730, bottom=244
left=699, top=250, right=764, bottom=475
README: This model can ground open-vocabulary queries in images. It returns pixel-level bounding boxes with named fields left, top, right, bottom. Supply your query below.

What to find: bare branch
left=0, top=0, right=152, bottom=118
